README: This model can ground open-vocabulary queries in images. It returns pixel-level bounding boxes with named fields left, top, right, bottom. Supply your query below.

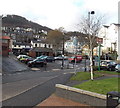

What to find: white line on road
left=2, top=76, right=58, bottom=101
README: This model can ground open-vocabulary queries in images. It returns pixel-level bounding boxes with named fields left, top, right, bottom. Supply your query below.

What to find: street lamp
left=88, top=11, right=95, bottom=80
left=61, top=33, right=65, bottom=69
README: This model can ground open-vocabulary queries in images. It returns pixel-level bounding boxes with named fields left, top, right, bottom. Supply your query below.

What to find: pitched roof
left=30, top=47, right=53, bottom=52
left=113, top=23, right=120, bottom=26
left=103, top=25, right=109, bottom=28
left=13, top=42, right=32, bottom=46
left=32, top=40, right=47, bottom=44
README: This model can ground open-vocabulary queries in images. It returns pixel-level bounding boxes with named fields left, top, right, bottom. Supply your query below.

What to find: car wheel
left=40, top=64, right=44, bottom=67
left=109, top=68, right=112, bottom=71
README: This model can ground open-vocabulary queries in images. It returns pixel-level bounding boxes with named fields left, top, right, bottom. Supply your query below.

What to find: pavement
left=36, top=73, right=120, bottom=107
left=37, top=94, right=92, bottom=107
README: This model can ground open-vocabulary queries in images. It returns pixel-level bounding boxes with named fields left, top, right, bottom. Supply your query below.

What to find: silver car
left=115, top=64, right=120, bottom=72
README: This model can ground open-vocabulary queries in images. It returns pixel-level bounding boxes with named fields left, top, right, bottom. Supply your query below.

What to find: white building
left=99, top=23, right=120, bottom=60
left=31, top=40, right=53, bottom=49
left=64, top=36, right=82, bottom=54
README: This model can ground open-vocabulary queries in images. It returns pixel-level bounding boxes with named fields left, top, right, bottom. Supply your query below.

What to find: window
left=2, top=39, right=8, bottom=43
left=44, top=44, right=46, bottom=48
left=35, top=44, right=37, bottom=47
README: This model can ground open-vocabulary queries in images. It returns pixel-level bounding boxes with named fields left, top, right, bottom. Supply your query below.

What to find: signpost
left=96, top=38, right=103, bottom=71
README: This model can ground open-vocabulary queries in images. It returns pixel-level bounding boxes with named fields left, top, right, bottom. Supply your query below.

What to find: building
left=99, top=23, right=120, bottom=60
left=64, top=36, right=82, bottom=54
left=31, top=40, right=52, bottom=49
left=29, top=40, right=53, bottom=57
left=0, top=36, right=11, bottom=56
left=29, top=47, right=53, bottom=57
left=12, top=42, right=32, bottom=55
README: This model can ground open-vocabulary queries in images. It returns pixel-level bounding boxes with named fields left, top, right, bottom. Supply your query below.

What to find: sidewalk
left=37, top=94, right=92, bottom=107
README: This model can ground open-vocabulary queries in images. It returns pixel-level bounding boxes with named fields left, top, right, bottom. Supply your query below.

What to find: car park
left=27, top=58, right=47, bottom=67
left=41, top=56, right=55, bottom=62
left=68, top=55, right=82, bottom=63
left=115, top=64, right=120, bottom=72
left=54, top=55, right=68, bottom=60
left=36, top=55, right=47, bottom=59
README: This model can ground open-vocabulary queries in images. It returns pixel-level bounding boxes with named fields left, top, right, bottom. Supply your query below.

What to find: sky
left=0, top=0, right=119, bottom=31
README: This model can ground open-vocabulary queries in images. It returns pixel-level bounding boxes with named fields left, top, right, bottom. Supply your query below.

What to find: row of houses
left=1, top=23, right=120, bottom=60
left=0, top=34, right=107, bottom=58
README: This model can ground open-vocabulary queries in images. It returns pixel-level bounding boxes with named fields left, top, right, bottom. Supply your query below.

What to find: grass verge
left=70, top=72, right=103, bottom=81
left=95, top=70, right=120, bottom=75
left=73, top=78, right=120, bottom=95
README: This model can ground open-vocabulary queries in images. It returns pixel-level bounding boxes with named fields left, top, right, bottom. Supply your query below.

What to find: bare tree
left=78, top=12, right=104, bottom=80
left=46, top=27, right=70, bottom=55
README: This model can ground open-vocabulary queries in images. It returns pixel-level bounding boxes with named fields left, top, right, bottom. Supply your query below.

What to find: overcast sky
left=0, top=0, right=119, bottom=31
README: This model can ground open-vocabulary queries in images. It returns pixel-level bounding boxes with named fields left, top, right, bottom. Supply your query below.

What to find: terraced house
left=99, top=23, right=120, bottom=60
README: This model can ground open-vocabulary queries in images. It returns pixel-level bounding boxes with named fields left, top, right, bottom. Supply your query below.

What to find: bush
left=93, top=66, right=99, bottom=71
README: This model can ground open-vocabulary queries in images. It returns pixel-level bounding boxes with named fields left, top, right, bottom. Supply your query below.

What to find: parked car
left=100, top=60, right=117, bottom=71
left=17, top=55, right=29, bottom=60
left=68, top=55, right=82, bottom=63
left=20, top=57, right=34, bottom=64
left=107, top=61, right=117, bottom=71
left=36, top=55, right=47, bottom=59
left=115, top=64, right=120, bottom=72
left=27, top=58, right=47, bottom=67
left=41, top=56, right=55, bottom=62
left=54, top=55, right=68, bottom=60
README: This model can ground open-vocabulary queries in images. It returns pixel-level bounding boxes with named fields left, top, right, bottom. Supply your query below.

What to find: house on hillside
left=64, top=36, right=82, bottom=54
left=12, top=42, right=32, bottom=55
left=31, top=40, right=52, bottom=49
left=29, top=40, right=53, bottom=57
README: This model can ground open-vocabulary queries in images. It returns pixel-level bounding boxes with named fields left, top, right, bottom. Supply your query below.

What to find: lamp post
left=61, top=33, right=64, bottom=69
left=88, top=11, right=95, bottom=80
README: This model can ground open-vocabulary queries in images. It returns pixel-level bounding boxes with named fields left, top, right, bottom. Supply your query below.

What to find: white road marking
left=31, top=68, right=40, bottom=71
left=2, top=76, right=57, bottom=101
left=52, top=69, right=60, bottom=71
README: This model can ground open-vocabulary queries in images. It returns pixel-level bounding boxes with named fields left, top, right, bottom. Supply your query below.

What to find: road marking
left=31, top=68, right=40, bottom=71
left=52, top=69, right=60, bottom=71
left=2, top=76, right=58, bottom=101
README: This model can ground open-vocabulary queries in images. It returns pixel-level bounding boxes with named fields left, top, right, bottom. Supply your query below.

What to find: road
left=2, top=55, right=90, bottom=106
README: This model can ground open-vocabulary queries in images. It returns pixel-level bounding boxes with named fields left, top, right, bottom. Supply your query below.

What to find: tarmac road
left=2, top=55, right=89, bottom=106
left=2, top=71, right=74, bottom=106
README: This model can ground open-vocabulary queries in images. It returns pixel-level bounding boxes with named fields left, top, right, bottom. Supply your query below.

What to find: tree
left=78, top=12, right=104, bottom=80
left=46, top=28, right=70, bottom=55
left=46, top=29, right=64, bottom=55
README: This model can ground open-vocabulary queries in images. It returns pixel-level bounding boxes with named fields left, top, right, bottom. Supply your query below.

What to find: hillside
left=2, top=15, right=52, bottom=31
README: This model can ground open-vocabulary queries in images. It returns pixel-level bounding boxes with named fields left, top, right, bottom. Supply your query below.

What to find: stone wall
left=55, top=84, right=106, bottom=107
